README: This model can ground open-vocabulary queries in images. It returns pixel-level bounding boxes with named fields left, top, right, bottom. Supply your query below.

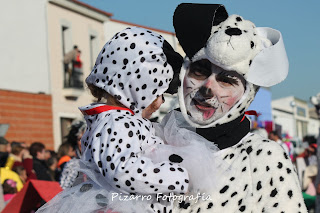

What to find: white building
left=0, top=0, right=184, bottom=150
left=272, top=96, right=320, bottom=141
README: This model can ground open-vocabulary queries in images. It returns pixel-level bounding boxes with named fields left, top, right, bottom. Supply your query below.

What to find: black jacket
left=0, top=152, right=9, bottom=167
left=33, top=158, right=52, bottom=181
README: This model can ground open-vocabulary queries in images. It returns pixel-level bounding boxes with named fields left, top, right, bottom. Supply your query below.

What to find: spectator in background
left=0, top=137, right=10, bottom=167
left=56, top=143, right=75, bottom=181
left=12, top=166, right=27, bottom=184
left=63, top=45, right=78, bottom=87
left=282, top=136, right=295, bottom=161
left=71, top=50, right=83, bottom=88
left=4, top=141, right=23, bottom=169
left=46, top=152, right=58, bottom=181
left=305, top=144, right=317, bottom=166
left=64, top=120, right=86, bottom=158
left=59, top=120, right=86, bottom=189
left=7, top=142, right=37, bottom=181
left=2, top=179, right=17, bottom=204
left=29, top=142, right=52, bottom=181
left=268, top=131, right=290, bottom=155
left=44, top=150, right=52, bottom=161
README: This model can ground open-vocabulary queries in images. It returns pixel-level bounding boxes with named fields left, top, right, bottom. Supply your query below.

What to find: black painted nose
left=225, top=28, right=242, bottom=36
left=199, top=86, right=213, bottom=99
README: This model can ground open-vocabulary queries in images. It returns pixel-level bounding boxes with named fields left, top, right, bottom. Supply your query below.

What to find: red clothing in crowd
left=12, top=158, right=37, bottom=181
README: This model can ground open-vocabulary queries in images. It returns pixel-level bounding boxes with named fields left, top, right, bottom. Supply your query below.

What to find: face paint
left=183, top=59, right=245, bottom=125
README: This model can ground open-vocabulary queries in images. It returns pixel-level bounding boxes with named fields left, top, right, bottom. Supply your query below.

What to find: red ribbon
left=81, top=105, right=134, bottom=116
left=241, top=110, right=260, bottom=122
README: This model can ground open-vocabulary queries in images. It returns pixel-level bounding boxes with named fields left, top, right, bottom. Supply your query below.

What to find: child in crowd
left=37, top=27, right=189, bottom=213
left=56, top=143, right=76, bottom=181
left=2, top=179, right=17, bottom=204
left=12, top=166, right=27, bottom=184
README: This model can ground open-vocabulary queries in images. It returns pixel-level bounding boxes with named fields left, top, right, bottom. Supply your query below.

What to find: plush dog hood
left=173, top=3, right=289, bottom=127
left=86, top=27, right=182, bottom=115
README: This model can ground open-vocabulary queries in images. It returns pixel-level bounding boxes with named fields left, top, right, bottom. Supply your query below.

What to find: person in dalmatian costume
left=154, top=3, right=308, bottom=212
left=37, top=26, right=201, bottom=213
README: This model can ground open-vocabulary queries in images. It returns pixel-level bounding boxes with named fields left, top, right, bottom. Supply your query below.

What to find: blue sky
left=80, top=0, right=319, bottom=101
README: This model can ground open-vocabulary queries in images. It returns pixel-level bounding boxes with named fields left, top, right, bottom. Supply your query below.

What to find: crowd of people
left=0, top=119, right=86, bottom=210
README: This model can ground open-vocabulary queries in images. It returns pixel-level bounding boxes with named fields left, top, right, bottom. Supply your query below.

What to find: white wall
left=272, top=96, right=312, bottom=140
left=272, top=109, right=296, bottom=137
left=308, top=118, right=320, bottom=137
left=0, top=0, right=51, bottom=94
left=104, top=20, right=182, bottom=55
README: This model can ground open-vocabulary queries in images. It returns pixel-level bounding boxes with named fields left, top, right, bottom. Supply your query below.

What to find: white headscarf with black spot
left=86, top=27, right=174, bottom=114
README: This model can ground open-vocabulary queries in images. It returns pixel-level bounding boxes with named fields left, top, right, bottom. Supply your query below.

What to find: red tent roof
left=2, top=180, right=62, bottom=213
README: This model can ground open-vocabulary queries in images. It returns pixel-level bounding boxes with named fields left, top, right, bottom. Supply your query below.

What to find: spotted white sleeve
left=251, top=140, right=307, bottom=212
left=86, top=113, right=189, bottom=195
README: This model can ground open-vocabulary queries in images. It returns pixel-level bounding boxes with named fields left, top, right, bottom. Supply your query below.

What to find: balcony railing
left=63, top=64, right=84, bottom=100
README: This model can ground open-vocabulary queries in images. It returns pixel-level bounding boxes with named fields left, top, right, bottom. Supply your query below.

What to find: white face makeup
left=183, top=59, right=245, bottom=125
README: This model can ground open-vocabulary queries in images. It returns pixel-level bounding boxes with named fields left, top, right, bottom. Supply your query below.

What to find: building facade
left=272, top=96, right=320, bottom=141
left=0, top=0, right=185, bottom=150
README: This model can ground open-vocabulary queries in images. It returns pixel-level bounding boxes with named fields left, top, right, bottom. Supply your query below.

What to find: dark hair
left=57, top=143, right=73, bottom=159
left=46, top=150, right=58, bottom=167
left=87, top=84, right=108, bottom=101
left=29, top=142, right=45, bottom=158
left=0, top=137, right=9, bottom=145
left=73, top=45, right=78, bottom=49
left=303, top=135, right=317, bottom=145
left=270, top=131, right=281, bottom=139
left=11, top=144, right=24, bottom=155
left=65, top=121, right=86, bottom=149
left=47, top=156, right=58, bottom=167
left=87, top=84, right=124, bottom=107
left=190, top=59, right=246, bottom=89
left=2, top=179, right=17, bottom=194
left=12, top=166, right=25, bottom=176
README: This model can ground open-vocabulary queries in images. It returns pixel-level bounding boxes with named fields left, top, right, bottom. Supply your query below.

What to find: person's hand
left=22, top=149, right=32, bottom=159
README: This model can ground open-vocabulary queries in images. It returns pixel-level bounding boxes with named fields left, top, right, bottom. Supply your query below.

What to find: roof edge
left=71, top=0, right=113, bottom=17
left=49, top=0, right=112, bottom=22
left=111, top=18, right=175, bottom=35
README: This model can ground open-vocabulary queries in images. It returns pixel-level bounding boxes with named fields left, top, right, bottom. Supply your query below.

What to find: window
left=61, top=25, right=73, bottom=88
left=60, top=117, right=74, bottom=143
left=296, top=106, right=306, bottom=117
left=90, top=34, right=98, bottom=69
left=62, top=26, right=71, bottom=56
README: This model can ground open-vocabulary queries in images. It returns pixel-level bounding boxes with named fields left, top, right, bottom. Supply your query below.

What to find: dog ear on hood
left=173, top=3, right=228, bottom=60
left=163, top=40, right=183, bottom=94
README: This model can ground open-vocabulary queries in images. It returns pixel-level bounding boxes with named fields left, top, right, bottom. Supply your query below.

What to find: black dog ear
left=162, top=40, right=183, bottom=94
left=173, top=3, right=228, bottom=60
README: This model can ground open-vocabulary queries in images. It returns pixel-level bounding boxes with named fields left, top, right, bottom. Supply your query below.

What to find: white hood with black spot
left=86, top=27, right=174, bottom=114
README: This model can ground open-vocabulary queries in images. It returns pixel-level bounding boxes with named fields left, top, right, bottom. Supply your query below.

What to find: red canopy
left=2, top=180, right=62, bottom=213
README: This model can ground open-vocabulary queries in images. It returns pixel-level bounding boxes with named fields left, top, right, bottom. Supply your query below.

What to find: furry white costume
left=157, top=3, right=307, bottom=212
